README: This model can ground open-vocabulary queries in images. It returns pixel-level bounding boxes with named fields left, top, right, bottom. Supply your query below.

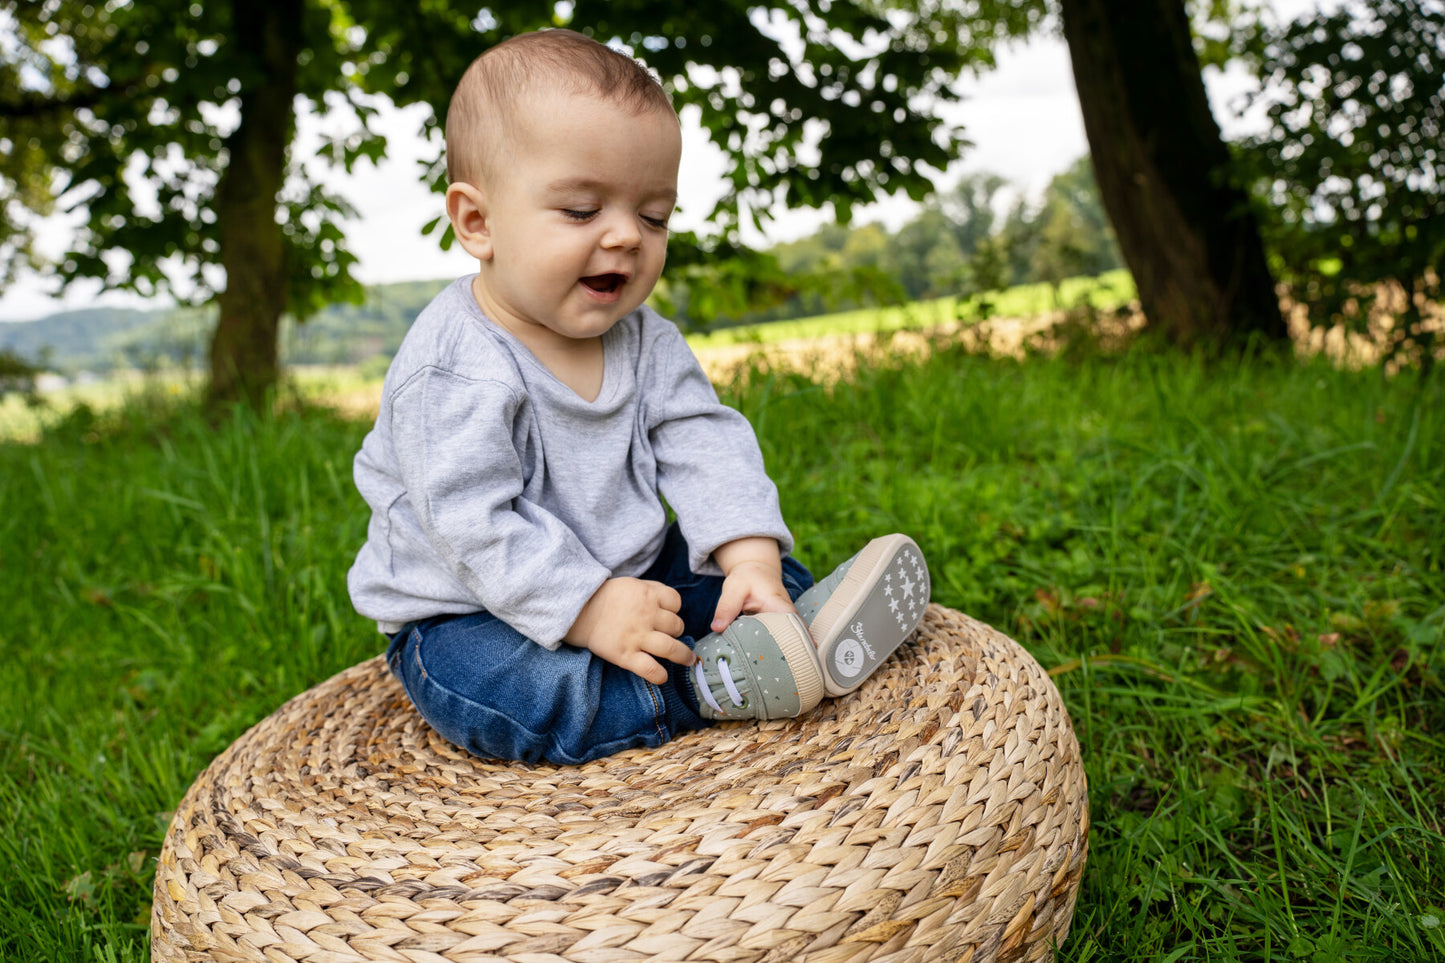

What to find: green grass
left=2, top=338, right=1441, bottom=961
left=687, top=269, right=1137, bottom=349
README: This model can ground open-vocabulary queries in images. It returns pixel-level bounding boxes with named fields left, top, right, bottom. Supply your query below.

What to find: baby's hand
left=711, top=538, right=796, bottom=633
left=565, top=577, right=693, bottom=685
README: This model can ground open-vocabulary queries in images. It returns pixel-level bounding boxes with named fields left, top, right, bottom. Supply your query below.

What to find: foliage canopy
left=1235, top=0, right=1445, bottom=364
left=4, top=0, right=1442, bottom=386
left=0, top=0, right=1046, bottom=333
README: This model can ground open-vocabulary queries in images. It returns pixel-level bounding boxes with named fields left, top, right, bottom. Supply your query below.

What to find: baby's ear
left=446, top=182, right=494, bottom=261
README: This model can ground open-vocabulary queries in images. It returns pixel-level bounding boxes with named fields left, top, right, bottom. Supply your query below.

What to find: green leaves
left=1236, top=1, right=1445, bottom=366
left=1, top=0, right=1039, bottom=306
left=2, top=0, right=1064, bottom=403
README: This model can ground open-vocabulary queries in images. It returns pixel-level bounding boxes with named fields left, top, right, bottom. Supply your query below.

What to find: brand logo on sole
left=833, top=622, right=878, bottom=680
left=834, top=638, right=866, bottom=679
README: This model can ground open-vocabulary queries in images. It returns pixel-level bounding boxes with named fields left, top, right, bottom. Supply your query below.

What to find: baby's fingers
left=644, top=580, right=683, bottom=614
left=655, top=607, right=685, bottom=639
left=711, top=580, right=748, bottom=633
left=646, top=632, right=697, bottom=669
left=619, top=649, right=670, bottom=686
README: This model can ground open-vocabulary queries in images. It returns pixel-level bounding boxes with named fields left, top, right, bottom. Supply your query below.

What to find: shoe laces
left=693, top=656, right=745, bottom=714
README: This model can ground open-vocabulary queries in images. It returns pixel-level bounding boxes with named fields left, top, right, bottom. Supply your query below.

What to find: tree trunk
left=206, top=0, right=303, bottom=409
left=1058, top=0, right=1288, bottom=346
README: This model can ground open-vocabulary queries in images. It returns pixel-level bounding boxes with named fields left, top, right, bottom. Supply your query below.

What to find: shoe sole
left=809, top=534, right=929, bottom=697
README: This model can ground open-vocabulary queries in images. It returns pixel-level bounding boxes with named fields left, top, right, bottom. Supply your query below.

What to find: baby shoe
left=793, top=534, right=930, bottom=697
left=690, top=612, right=825, bottom=721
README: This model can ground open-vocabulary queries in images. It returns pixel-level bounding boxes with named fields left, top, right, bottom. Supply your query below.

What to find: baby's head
left=442, top=30, right=684, bottom=346
left=445, top=29, right=676, bottom=189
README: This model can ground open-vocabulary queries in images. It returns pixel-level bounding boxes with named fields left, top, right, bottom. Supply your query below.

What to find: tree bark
left=1058, top=0, right=1287, bottom=346
left=207, top=0, right=303, bottom=409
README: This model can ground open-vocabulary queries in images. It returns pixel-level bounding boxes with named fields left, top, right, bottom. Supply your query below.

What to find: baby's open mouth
left=581, top=273, right=626, bottom=294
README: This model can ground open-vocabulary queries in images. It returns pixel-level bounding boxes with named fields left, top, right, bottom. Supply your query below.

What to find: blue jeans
left=385, top=523, right=814, bottom=765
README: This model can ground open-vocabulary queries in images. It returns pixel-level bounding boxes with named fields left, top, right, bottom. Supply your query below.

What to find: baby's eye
left=641, top=214, right=671, bottom=230
left=562, top=209, right=598, bottom=221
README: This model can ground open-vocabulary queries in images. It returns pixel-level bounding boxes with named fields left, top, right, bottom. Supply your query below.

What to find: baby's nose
left=601, top=215, right=642, bottom=250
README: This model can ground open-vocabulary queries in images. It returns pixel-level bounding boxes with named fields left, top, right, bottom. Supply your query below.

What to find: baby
left=347, top=28, right=929, bottom=765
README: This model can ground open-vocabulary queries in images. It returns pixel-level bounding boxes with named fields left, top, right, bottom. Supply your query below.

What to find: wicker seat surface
left=152, top=604, right=1088, bottom=962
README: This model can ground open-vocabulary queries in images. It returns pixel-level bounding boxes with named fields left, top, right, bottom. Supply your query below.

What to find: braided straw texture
left=152, top=605, right=1088, bottom=963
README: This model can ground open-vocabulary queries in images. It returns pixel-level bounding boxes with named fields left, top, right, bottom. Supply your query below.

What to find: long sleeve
left=643, top=323, right=792, bottom=574
left=365, top=368, right=611, bottom=648
left=348, top=282, right=788, bottom=641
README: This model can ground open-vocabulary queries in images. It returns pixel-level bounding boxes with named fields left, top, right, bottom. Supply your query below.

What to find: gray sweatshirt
left=347, top=277, right=792, bottom=647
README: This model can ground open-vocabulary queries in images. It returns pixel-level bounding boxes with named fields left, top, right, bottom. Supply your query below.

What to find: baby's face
left=473, top=90, right=682, bottom=345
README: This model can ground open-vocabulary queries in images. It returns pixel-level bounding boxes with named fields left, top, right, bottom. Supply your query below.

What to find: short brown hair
left=445, top=29, right=675, bottom=186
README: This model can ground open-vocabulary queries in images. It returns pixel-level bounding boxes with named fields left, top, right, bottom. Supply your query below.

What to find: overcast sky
left=0, top=7, right=1314, bottom=323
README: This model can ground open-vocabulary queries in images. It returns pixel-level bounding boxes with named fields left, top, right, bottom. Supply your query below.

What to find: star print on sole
left=689, top=612, right=825, bottom=721
left=793, top=533, right=931, bottom=697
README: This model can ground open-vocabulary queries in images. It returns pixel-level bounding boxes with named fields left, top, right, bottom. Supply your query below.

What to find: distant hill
left=0, top=278, right=453, bottom=374
left=0, top=307, right=158, bottom=371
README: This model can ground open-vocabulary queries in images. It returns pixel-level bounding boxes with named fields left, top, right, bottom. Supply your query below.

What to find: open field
left=2, top=308, right=1442, bottom=961
left=688, top=270, right=1137, bottom=351
left=0, top=271, right=1136, bottom=444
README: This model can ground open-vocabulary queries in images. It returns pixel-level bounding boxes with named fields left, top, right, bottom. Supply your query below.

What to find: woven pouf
left=152, top=604, right=1088, bottom=962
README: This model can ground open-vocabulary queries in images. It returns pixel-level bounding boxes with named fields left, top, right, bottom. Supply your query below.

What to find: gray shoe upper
left=793, top=552, right=858, bottom=625
left=690, top=612, right=824, bottom=721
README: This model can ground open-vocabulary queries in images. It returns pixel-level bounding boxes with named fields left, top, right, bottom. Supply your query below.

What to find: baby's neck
left=491, top=315, right=604, bottom=402
left=523, top=332, right=605, bottom=402
left=470, top=278, right=606, bottom=401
